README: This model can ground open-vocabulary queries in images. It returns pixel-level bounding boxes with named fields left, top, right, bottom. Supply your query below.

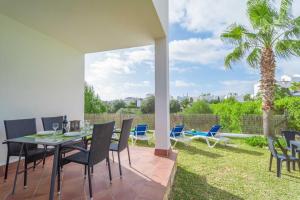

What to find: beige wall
left=0, top=14, right=84, bottom=165
left=152, top=0, right=169, bottom=35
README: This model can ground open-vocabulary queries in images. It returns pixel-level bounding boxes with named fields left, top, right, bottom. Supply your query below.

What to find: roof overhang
left=0, top=0, right=167, bottom=53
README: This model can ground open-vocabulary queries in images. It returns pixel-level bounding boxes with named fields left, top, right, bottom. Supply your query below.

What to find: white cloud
left=170, top=0, right=300, bottom=35
left=169, top=0, right=248, bottom=35
left=172, top=80, right=198, bottom=88
left=170, top=66, right=198, bottom=73
left=170, top=38, right=229, bottom=65
left=85, top=46, right=154, bottom=100
left=123, top=81, right=151, bottom=88
left=218, top=80, right=257, bottom=95
left=277, top=59, right=300, bottom=77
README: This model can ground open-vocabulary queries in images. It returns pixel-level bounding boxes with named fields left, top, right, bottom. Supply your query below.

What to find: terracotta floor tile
left=0, top=147, right=177, bottom=200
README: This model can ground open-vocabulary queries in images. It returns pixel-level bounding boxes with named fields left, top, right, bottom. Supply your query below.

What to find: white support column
left=154, top=37, right=170, bottom=156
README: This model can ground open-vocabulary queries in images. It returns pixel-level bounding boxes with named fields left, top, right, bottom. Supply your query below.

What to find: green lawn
left=136, top=136, right=300, bottom=200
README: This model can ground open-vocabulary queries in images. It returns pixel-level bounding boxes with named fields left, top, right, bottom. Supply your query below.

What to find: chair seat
left=61, top=140, right=84, bottom=153
left=109, top=143, right=119, bottom=151
left=26, top=147, right=54, bottom=163
left=63, top=151, right=89, bottom=165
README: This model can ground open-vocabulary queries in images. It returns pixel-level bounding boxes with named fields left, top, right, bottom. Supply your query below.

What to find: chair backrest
left=89, top=121, right=115, bottom=165
left=170, top=125, right=184, bottom=137
left=207, top=125, right=221, bottom=136
left=281, top=130, right=296, bottom=147
left=41, top=116, right=63, bottom=131
left=267, top=136, right=278, bottom=158
left=134, top=124, right=148, bottom=136
left=118, top=118, right=134, bottom=151
left=4, top=118, right=37, bottom=155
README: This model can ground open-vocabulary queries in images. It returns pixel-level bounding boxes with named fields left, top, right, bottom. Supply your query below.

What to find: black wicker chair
left=41, top=116, right=63, bottom=131
left=4, top=118, right=53, bottom=186
left=42, top=116, right=84, bottom=155
left=268, top=136, right=300, bottom=177
left=281, top=130, right=300, bottom=170
left=59, top=121, right=115, bottom=199
left=110, top=118, right=133, bottom=177
left=282, top=130, right=297, bottom=151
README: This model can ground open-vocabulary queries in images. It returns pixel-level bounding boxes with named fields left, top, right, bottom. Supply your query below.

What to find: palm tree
left=221, top=0, right=300, bottom=136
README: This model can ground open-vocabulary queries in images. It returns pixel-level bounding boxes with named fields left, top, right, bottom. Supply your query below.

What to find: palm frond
left=279, top=0, right=293, bottom=22
left=247, top=0, right=278, bottom=30
left=221, top=24, right=248, bottom=44
left=284, top=16, right=300, bottom=39
left=275, top=39, right=300, bottom=58
left=224, top=44, right=249, bottom=68
left=247, top=48, right=261, bottom=68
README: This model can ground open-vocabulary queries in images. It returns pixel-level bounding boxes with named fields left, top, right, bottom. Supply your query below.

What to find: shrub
left=184, top=100, right=212, bottom=114
left=210, top=100, right=261, bottom=132
left=275, top=97, right=300, bottom=130
left=245, top=136, right=287, bottom=148
left=245, top=136, right=268, bottom=148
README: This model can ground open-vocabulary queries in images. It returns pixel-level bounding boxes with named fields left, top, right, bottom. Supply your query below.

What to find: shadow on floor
left=170, top=166, right=244, bottom=200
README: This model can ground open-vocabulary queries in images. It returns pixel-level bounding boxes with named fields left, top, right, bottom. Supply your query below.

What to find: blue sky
left=85, top=0, right=300, bottom=101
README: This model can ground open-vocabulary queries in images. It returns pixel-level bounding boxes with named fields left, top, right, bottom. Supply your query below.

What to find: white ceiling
left=0, top=0, right=166, bottom=53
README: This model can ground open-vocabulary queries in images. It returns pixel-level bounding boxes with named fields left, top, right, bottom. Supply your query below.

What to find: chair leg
left=297, top=160, right=300, bottom=171
left=117, top=152, right=122, bottom=177
left=127, top=146, right=131, bottom=166
left=33, top=161, right=36, bottom=170
left=57, top=161, right=61, bottom=193
left=287, top=161, right=291, bottom=172
left=106, top=157, right=112, bottom=184
left=43, top=157, right=46, bottom=166
left=112, top=151, right=114, bottom=163
left=269, top=154, right=273, bottom=171
left=84, top=165, right=87, bottom=178
left=277, top=159, right=282, bottom=178
left=293, top=161, right=296, bottom=170
left=4, top=155, right=10, bottom=181
left=24, top=160, right=28, bottom=188
left=87, top=166, right=93, bottom=199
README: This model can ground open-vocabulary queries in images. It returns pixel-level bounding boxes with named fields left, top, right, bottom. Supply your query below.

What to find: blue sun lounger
left=170, top=125, right=191, bottom=147
left=130, top=124, right=150, bottom=145
left=185, top=125, right=229, bottom=148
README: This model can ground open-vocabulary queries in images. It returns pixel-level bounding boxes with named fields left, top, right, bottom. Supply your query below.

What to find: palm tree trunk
left=260, top=47, right=276, bottom=136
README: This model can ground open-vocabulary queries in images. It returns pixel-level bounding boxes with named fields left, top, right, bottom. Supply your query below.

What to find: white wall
left=0, top=14, right=84, bottom=165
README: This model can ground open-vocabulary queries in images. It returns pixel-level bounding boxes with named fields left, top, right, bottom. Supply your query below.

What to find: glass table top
left=5, top=131, right=92, bottom=146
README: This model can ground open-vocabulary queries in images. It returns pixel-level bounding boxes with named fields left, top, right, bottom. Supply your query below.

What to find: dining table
left=4, top=130, right=92, bottom=200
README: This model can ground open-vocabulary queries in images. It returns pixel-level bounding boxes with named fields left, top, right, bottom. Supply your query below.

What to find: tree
left=181, top=98, right=192, bottom=109
left=170, top=100, right=181, bottom=113
left=243, top=94, right=253, bottom=101
left=141, top=95, right=155, bottom=113
left=221, top=0, right=300, bottom=136
left=184, top=100, right=212, bottom=114
left=84, top=84, right=107, bottom=113
left=290, top=82, right=300, bottom=92
left=274, top=84, right=291, bottom=99
left=110, top=100, right=126, bottom=113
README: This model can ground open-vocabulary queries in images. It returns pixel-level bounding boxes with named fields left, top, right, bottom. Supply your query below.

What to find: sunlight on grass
left=135, top=135, right=300, bottom=200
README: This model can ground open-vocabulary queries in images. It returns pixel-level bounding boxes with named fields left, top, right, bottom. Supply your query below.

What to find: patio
left=0, top=146, right=177, bottom=200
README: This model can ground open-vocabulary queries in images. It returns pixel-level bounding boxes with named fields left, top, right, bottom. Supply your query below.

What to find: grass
left=135, top=135, right=300, bottom=200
